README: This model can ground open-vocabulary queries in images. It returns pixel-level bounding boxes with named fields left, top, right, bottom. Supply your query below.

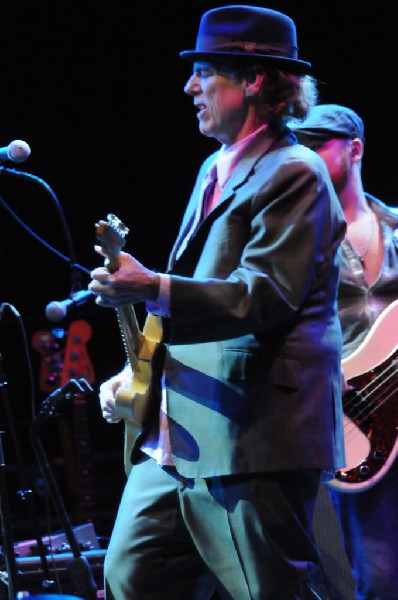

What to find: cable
left=0, top=167, right=90, bottom=278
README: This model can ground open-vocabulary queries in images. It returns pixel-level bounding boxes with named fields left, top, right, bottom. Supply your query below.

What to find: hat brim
left=292, top=129, right=354, bottom=151
left=179, top=50, right=311, bottom=74
left=293, top=128, right=355, bottom=141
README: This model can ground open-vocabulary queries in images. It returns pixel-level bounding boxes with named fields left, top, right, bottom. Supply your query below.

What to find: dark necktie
left=175, top=164, right=218, bottom=260
left=201, top=165, right=218, bottom=220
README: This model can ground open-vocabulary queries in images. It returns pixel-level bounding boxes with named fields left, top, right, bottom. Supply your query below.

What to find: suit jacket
left=134, top=128, right=347, bottom=479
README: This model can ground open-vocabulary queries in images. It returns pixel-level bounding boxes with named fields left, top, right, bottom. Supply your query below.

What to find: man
left=89, top=7, right=346, bottom=599
left=293, top=104, right=398, bottom=599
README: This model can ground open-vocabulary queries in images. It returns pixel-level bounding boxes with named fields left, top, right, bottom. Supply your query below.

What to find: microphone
left=0, top=139, right=31, bottom=163
left=45, top=289, right=94, bottom=322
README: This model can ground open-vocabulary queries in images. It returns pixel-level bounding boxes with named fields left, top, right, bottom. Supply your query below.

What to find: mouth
left=195, top=103, right=207, bottom=119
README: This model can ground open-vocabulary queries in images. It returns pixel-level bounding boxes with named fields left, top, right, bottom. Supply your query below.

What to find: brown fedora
left=180, top=5, right=311, bottom=74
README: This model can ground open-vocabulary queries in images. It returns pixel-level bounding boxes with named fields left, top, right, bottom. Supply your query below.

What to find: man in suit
left=89, top=6, right=346, bottom=599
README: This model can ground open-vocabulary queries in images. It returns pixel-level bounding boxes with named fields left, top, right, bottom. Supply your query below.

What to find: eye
left=193, top=66, right=216, bottom=79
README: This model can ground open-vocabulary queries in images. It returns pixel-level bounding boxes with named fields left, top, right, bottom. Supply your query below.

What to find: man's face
left=314, top=137, right=353, bottom=195
left=184, top=62, right=248, bottom=145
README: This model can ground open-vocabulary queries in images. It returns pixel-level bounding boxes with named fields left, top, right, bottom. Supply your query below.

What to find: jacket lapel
left=168, top=130, right=287, bottom=270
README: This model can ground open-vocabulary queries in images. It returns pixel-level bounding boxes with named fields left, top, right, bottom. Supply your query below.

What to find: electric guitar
left=32, top=319, right=96, bottom=522
left=328, top=299, right=398, bottom=492
left=95, top=213, right=163, bottom=476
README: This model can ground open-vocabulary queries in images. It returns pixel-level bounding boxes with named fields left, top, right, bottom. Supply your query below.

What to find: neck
left=218, top=110, right=265, bottom=146
left=338, top=169, right=369, bottom=224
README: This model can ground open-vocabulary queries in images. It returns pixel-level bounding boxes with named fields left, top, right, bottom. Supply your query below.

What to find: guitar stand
left=30, top=378, right=98, bottom=600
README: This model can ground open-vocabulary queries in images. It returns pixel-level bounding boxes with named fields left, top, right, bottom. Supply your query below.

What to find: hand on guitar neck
left=93, top=214, right=163, bottom=476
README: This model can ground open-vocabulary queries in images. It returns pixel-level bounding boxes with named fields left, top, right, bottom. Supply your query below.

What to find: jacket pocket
left=222, top=349, right=301, bottom=390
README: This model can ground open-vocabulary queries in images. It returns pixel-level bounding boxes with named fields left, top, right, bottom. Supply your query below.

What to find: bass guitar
left=328, top=299, right=398, bottom=492
left=95, top=213, right=162, bottom=476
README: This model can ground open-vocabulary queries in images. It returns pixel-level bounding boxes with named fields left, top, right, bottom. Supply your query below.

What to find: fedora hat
left=180, top=5, right=311, bottom=74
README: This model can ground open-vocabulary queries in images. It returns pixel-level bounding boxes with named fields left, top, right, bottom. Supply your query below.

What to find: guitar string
left=344, top=366, right=396, bottom=429
left=345, top=365, right=396, bottom=418
left=344, top=383, right=397, bottom=446
left=343, top=360, right=398, bottom=444
left=343, top=358, right=397, bottom=417
left=345, top=360, right=397, bottom=418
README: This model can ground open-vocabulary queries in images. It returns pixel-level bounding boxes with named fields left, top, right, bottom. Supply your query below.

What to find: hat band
left=197, top=35, right=298, bottom=59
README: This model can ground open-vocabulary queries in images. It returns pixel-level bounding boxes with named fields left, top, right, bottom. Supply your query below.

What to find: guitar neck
left=60, top=320, right=96, bottom=522
left=115, top=306, right=145, bottom=370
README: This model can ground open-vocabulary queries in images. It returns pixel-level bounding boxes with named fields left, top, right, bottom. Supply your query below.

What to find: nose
left=184, top=73, right=200, bottom=96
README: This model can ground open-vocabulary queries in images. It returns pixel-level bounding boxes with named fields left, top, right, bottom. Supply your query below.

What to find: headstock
left=95, top=213, right=129, bottom=273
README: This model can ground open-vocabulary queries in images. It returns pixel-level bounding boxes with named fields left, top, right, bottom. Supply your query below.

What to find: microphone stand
left=0, top=341, right=52, bottom=598
left=0, top=431, right=17, bottom=599
left=0, top=166, right=97, bottom=597
left=30, top=378, right=98, bottom=600
left=0, top=167, right=91, bottom=292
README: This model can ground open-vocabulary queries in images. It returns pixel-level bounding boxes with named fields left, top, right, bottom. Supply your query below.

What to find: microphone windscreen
left=8, top=140, right=31, bottom=163
left=45, top=300, right=67, bottom=322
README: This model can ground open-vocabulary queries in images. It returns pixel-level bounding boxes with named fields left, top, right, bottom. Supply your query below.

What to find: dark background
left=0, top=1, right=397, bottom=547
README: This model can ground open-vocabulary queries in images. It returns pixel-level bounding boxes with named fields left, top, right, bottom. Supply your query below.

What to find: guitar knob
left=372, top=449, right=386, bottom=461
left=359, top=464, right=370, bottom=476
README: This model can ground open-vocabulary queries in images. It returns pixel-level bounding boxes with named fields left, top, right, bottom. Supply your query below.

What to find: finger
left=90, top=266, right=111, bottom=281
left=94, top=245, right=106, bottom=256
left=103, top=412, right=121, bottom=424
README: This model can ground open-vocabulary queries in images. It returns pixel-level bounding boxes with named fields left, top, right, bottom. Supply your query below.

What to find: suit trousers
left=104, top=452, right=322, bottom=600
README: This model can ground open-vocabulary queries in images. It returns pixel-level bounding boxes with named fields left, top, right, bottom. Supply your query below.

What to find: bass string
left=343, top=361, right=398, bottom=443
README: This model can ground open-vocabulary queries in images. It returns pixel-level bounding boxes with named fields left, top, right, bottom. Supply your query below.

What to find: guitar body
left=113, top=307, right=163, bottom=475
left=328, top=300, right=398, bottom=492
left=32, top=328, right=65, bottom=393
left=95, top=214, right=163, bottom=476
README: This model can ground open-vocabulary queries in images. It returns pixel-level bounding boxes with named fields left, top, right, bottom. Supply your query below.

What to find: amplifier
left=15, top=549, right=106, bottom=597
left=14, top=523, right=100, bottom=558
left=9, top=524, right=105, bottom=597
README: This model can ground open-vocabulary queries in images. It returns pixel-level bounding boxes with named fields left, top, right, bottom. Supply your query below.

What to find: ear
left=350, top=138, right=364, bottom=162
left=244, top=70, right=264, bottom=97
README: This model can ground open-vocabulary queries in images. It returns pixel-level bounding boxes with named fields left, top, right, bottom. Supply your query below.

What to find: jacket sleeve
left=164, top=152, right=345, bottom=345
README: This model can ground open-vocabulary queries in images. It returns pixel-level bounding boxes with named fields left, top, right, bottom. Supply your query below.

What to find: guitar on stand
left=328, top=299, right=398, bottom=492
left=32, top=319, right=96, bottom=523
left=95, top=213, right=163, bottom=476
